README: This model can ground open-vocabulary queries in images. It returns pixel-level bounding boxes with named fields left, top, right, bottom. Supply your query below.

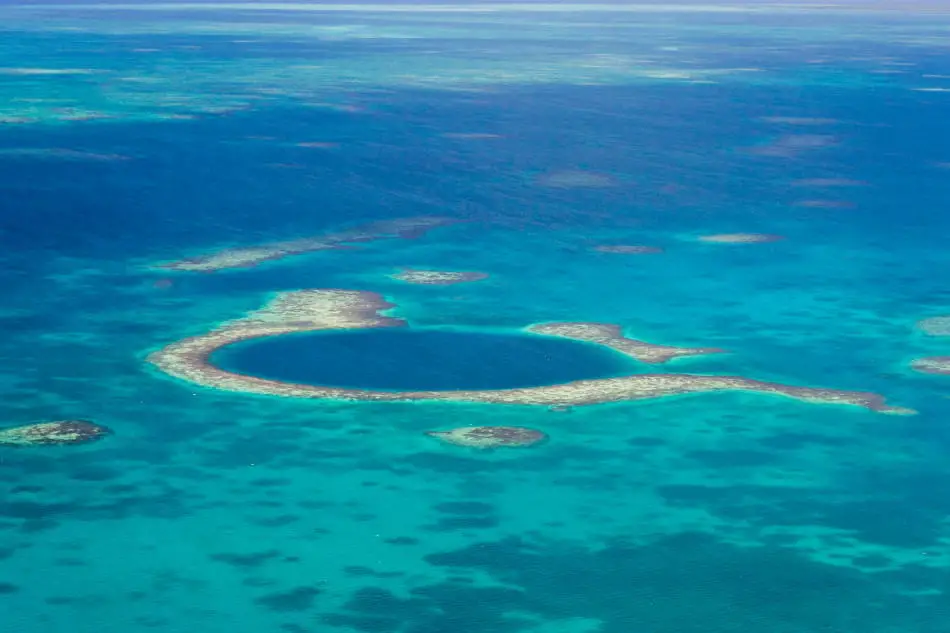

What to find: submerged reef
left=426, top=426, right=547, bottom=449
left=155, top=216, right=459, bottom=272
left=390, top=269, right=489, bottom=285
left=526, top=322, right=724, bottom=364
left=0, top=148, right=129, bottom=161
left=697, top=233, right=784, bottom=244
left=147, top=289, right=914, bottom=414
left=593, top=245, right=663, bottom=254
left=792, top=199, right=856, bottom=209
left=917, top=316, right=950, bottom=336
left=792, top=178, right=866, bottom=188
left=910, top=356, right=950, bottom=375
left=535, top=170, right=618, bottom=188
left=440, top=133, right=502, bottom=140
left=0, top=420, right=111, bottom=447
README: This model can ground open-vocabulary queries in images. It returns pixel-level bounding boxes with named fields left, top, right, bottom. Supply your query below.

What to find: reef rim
left=146, top=289, right=914, bottom=414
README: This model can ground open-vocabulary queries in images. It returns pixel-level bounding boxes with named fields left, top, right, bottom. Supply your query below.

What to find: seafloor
left=1, top=3, right=950, bottom=633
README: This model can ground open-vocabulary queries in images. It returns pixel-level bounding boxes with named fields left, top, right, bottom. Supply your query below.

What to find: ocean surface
left=1, top=3, right=950, bottom=633
left=212, top=330, right=636, bottom=391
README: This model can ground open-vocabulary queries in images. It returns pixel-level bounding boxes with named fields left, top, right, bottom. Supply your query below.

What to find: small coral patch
left=0, top=420, right=111, bottom=447
left=697, top=233, right=784, bottom=244
left=917, top=316, right=950, bottom=336
left=593, top=245, right=663, bottom=254
left=426, top=426, right=547, bottom=449
left=390, top=270, right=488, bottom=285
left=911, top=356, right=950, bottom=375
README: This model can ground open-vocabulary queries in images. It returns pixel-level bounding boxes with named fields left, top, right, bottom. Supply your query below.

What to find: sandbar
left=390, top=269, right=489, bottom=285
left=154, top=216, right=459, bottom=272
left=146, top=289, right=914, bottom=414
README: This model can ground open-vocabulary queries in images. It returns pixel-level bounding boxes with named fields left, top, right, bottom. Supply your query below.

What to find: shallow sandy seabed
left=426, top=425, right=547, bottom=448
left=147, top=289, right=914, bottom=413
left=697, top=233, right=784, bottom=244
left=390, top=269, right=489, bottom=285
left=154, top=216, right=460, bottom=272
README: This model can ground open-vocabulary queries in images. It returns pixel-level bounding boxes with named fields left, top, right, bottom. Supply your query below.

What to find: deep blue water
left=212, top=329, right=635, bottom=390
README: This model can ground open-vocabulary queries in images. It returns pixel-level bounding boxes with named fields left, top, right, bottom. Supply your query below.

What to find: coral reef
left=426, top=426, right=547, bottom=448
left=441, top=133, right=502, bottom=139
left=917, top=316, right=950, bottom=336
left=792, top=200, right=856, bottom=209
left=697, top=233, right=784, bottom=244
left=535, top=170, right=617, bottom=188
left=593, top=245, right=663, bottom=254
left=390, top=270, right=489, bottom=285
left=526, top=322, right=724, bottom=364
left=910, top=356, right=950, bottom=375
left=792, top=178, right=866, bottom=187
left=147, top=289, right=914, bottom=414
left=0, top=420, right=111, bottom=447
left=155, top=216, right=459, bottom=272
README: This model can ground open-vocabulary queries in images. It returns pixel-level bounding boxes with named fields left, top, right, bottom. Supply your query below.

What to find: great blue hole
left=209, top=329, right=634, bottom=391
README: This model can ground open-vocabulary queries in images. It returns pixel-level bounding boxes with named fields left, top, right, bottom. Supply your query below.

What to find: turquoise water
left=1, top=3, right=950, bottom=633
left=211, top=330, right=635, bottom=390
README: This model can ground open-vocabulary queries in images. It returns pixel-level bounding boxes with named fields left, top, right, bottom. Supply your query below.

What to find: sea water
left=0, top=4, right=949, bottom=633
left=211, top=330, right=635, bottom=391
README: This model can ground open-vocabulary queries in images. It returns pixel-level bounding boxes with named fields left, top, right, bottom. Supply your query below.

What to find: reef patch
left=917, top=316, right=950, bottom=336
left=146, top=289, right=914, bottom=414
left=426, top=426, right=547, bottom=449
left=390, top=269, right=488, bottom=285
left=0, top=420, right=111, bottom=447
left=697, top=233, right=784, bottom=244
left=593, top=245, right=663, bottom=254
left=525, top=322, right=723, bottom=364
left=535, top=170, right=617, bottom=188
left=154, top=216, right=459, bottom=272
left=910, top=356, right=950, bottom=375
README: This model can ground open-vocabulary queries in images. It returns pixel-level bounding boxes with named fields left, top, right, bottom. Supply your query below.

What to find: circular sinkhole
left=209, top=328, right=635, bottom=392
